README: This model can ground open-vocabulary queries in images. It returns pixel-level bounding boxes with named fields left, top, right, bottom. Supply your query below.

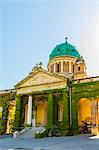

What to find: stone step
left=13, top=127, right=45, bottom=139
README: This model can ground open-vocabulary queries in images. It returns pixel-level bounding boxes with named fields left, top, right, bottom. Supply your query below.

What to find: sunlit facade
left=0, top=39, right=99, bottom=136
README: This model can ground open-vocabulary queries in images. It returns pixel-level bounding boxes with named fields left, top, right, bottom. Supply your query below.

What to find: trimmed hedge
left=13, top=95, right=22, bottom=131
left=0, top=94, right=10, bottom=134
left=47, top=93, right=53, bottom=128
left=61, top=90, right=69, bottom=135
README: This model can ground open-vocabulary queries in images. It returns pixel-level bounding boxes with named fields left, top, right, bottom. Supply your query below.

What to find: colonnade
left=49, top=61, right=74, bottom=74
left=25, top=93, right=66, bottom=128
left=13, top=91, right=99, bottom=136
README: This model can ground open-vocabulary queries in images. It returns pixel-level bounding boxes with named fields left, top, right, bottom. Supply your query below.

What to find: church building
left=0, top=38, right=99, bottom=136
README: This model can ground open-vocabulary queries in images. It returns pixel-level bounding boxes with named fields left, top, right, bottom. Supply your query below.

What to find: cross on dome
left=65, top=37, right=68, bottom=43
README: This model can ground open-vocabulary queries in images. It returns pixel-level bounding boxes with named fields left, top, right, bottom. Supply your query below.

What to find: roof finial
left=65, top=37, right=68, bottom=43
left=39, top=61, right=43, bottom=68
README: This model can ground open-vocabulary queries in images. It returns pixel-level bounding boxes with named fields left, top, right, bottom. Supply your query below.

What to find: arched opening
left=57, top=101, right=63, bottom=126
left=78, top=98, right=91, bottom=133
left=36, top=101, right=47, bottom=126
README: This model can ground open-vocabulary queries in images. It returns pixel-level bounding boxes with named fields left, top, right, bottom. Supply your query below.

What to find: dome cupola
left=49, top=38, right=80, bottom=61
left=48, top=38, right=81, bottom=77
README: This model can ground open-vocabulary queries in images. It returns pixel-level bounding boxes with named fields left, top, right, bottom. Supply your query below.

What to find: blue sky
left=0, top=0, right=99, bottom=90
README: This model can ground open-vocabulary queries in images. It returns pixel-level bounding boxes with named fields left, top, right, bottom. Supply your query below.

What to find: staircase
left=13, top=127, right=45, bottom=139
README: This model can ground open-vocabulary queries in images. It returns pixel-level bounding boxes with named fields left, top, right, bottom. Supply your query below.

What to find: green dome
left=49, top=42, right=80, bottom=60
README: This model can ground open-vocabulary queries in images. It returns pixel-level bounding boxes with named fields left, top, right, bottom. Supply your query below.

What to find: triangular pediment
left=15, top=68, right=66, bottom=88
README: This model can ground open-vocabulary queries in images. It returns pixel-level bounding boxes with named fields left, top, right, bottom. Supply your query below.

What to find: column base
left=91, top=127, right=99, bottom=135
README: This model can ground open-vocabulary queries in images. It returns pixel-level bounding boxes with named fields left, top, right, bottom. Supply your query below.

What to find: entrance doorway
left=78, top=98, right=91, bottom=133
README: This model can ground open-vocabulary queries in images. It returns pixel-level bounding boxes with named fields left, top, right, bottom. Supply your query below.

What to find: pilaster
left=91, top=97, right=98, bottom=135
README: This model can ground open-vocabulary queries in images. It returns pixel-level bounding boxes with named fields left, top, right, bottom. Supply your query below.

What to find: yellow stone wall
left=36, top=101, right=47, bottom=126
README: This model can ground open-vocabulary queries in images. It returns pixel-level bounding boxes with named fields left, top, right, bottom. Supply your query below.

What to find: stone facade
left=0, top=40, right=99, bottom=135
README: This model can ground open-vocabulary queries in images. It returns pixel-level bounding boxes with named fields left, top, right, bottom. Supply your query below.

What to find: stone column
left=91, top=98, right=98, bottom=135
left=69, top=62, right=71, bottom=73
left=91, top=98, right=96, bottom=126
left=27, top=95, right=32, bottom=125
left=96, top=99, right=99, bottom=134
left=54, top=63, right=56, bottom=73
left=61, top=61, right=63, bottom=73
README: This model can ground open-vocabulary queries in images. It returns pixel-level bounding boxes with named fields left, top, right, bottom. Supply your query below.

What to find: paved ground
left=0, top=134, right=99, bottom=150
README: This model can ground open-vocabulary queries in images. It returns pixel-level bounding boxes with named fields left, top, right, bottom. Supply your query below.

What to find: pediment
left=15, top=68, right=66, bottom=88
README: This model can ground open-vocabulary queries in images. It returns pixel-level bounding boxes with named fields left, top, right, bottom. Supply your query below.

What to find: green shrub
left=61, top=90, right=69, bottom=134
left=35, top=128, right=49, bottom=138
left=0, top=94, right=10, bottom=135
left=47, top=93, right=53, bottom=128
left=13, top=96, right=22, bottom=131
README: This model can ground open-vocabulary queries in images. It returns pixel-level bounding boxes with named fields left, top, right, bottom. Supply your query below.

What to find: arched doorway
left=36, top=101, right=47, bottom=126
left=57, top=101, right=63, bottom=124
left=78, top=98, right=91, bottom=133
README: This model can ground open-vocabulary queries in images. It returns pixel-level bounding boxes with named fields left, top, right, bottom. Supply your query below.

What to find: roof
left=49, top=42, right=80, bottom=60
left=15, top=67, right=67, bottom=88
